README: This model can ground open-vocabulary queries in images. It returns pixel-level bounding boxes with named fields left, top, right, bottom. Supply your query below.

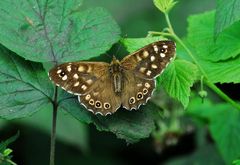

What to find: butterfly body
left=109, top=56, right=124, bottom=94
left=49, top=40, right=176, bottom=115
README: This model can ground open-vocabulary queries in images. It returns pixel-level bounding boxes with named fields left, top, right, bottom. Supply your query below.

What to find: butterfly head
left=109, top=56, right=122, bottom=73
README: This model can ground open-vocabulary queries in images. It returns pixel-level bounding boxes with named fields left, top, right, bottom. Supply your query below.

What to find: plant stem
left=50, top=86, right=58, bottom=165
left=164, top=13, right=174, bottom=34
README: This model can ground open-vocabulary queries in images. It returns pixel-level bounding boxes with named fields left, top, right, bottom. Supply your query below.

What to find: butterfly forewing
left=49, top=62, right=109, bottom=95
left=49, top=61, right=121, bottom=115
left=121, top=40, right=176, bottom=79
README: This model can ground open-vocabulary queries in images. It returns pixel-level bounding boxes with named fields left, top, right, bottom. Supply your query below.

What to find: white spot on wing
left=163, top=45, right=168, bottom=49
left=67, top=65, right=71, bottom=72
left=62, top=75, right=67, bottom=80
left=153, top=45, right=158, bottom=52
left=74, top=81, right=80, bottom=87
left=143, top=51, right=149, bottom=58
left=145, top=82, right=151, bottom=88
left=137, top=83, right=143, bottom=87
left=86, top=79, right=93, bottom=85
left=57, top=69, right=62, bottom=74
left=81, top=85, right=87, bottom=90
left=73, top=74, right=79, bottom=79
left=151, top=64, right=157, bottom=69
left=150, top=56, right=155, bottom=61
left=140, top=67, right=146, bottom=73
left=160, top=53, right=166, bottom=58
left=146, top=70, right=152, bottom=76
left=78, top=66, right=85, bottom=72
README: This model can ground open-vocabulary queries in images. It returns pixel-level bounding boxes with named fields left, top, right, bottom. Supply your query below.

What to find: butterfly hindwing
left=121, top=70, right=156, bottom=110
left=121, top=40, right=176, bottom=79
left=78, top=72, right=121, bottom=115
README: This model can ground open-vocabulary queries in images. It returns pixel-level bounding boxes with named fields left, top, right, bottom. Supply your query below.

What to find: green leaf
left=187, top=100, right=240, bottom=164
left=0, top=46, right=53, bottom=119
left=0, top=1, right=120, bottom=63
left=215, top=0, right=240, bottom=35
left=199, top=56, right=240, bottom=84
left=3, top=149, right=12, bottom=157
left=0, top=131, right=19, bottom=153
left=157, top=59, right=198, bottom=108
left=121, top=36, right=165, bottom=53
left=233, top=159, right=240, bottom=165
left=185, top=11, right=240, bottom=83
left=187, top=11, right=240, bottom=61
left=153, top=0, right=178, bottom=14
left=59, top=94, right=92, bottom=124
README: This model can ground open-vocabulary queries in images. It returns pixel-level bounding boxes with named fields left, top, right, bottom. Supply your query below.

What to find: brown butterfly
left=49, top=40, right=176, bottom=115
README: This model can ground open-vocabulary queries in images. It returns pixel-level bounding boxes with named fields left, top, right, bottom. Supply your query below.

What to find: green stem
left=164, top=13, right=174, bottom=34
left=6, top=159, right=17, bottom=165
left=50, top=86, right=58, bottom=165
left=151, top=12, right=240, bottom=111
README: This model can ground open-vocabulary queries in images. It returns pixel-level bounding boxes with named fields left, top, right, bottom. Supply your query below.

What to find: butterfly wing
left=49, top=62, right=109, bottom=95
left=120, top=40, right=176, bottom=109
left=121, top=70, right=156, bottom=110
left=121, top=40, right=176, bottom=79
left=78, top=73, right=121, bottom=115
left=49, top=62, right=121, bottom=115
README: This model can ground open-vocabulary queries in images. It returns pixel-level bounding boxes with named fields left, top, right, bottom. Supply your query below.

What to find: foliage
left=187, top=99, right=240, bottom=164
left=0, top=0, right=158, bottom=144
left=0, top=0, right=239, bottom=164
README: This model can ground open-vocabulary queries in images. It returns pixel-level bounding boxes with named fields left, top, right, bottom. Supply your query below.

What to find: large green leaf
left=215, top=0, right=240, bottom=35
left=0, top=0, right=120, bottom=63
left=187, top=11, right=240, bottom=61
left=187, top=99, right=240, bottom=164
left=157, top=59, right=198, bottom=108
left=0, top=46, right=53, bottom=119
left=186, top=11, right=240, bottom=83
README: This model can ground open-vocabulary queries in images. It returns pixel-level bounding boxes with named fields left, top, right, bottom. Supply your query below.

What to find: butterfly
left=48, top=40, right=176, bottom=116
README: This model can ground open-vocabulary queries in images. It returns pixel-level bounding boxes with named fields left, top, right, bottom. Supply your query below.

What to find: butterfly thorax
left=109, top=56, right=123, bottom=94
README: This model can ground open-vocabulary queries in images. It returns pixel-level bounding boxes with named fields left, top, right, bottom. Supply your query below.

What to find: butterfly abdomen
left=113, top=73, right=122, bottom=93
